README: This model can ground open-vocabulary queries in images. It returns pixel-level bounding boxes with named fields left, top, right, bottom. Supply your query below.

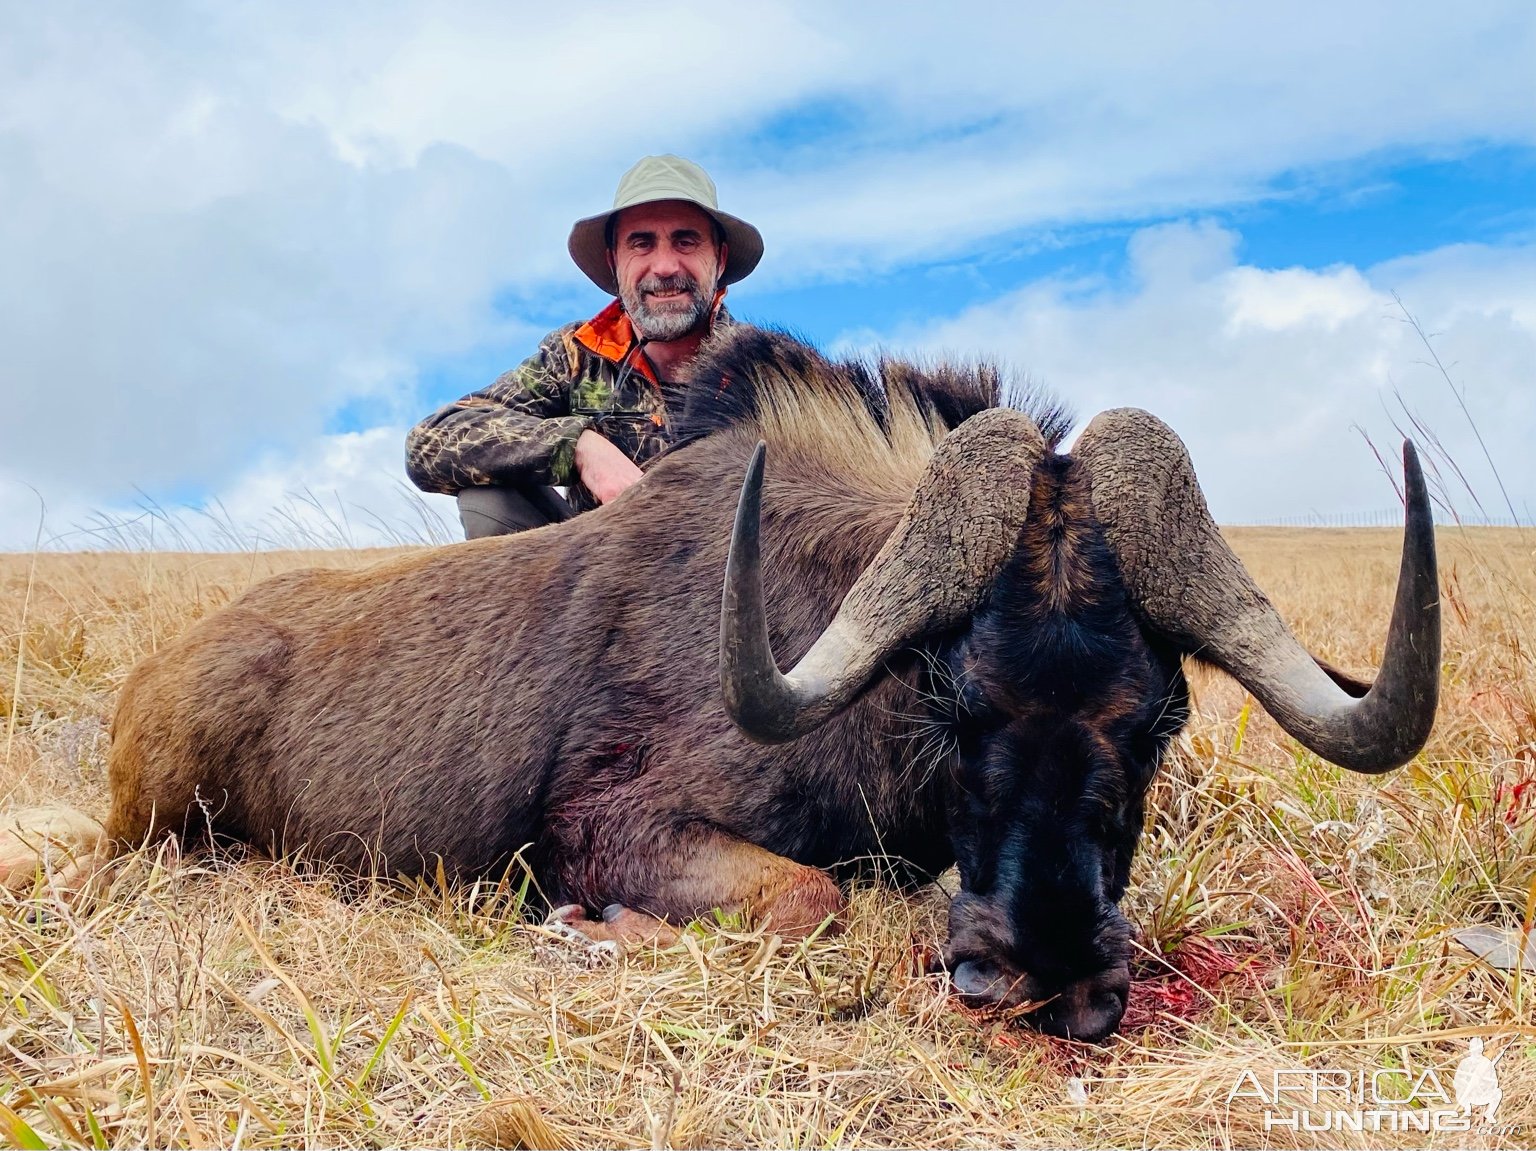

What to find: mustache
left=636, top=272, right=702, bottom=296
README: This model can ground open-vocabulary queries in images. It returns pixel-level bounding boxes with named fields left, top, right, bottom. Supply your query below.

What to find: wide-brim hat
left=568, top=154, right=764, bottom=296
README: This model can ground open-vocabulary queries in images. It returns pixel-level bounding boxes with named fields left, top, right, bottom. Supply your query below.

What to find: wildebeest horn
left=1073, top=408, right=1439, bottom=773
left=722, top=408, right=1048, bottom=743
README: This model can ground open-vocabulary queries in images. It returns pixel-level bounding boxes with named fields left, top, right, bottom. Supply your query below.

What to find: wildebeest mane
left=668, top=326, right=1073, bottom=456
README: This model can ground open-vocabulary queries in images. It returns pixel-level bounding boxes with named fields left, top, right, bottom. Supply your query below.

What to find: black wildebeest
left=2, top=328, right=1439, bottom=1041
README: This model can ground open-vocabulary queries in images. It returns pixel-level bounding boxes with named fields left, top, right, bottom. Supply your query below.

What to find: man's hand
left=574, top=429, right=644, bottom=504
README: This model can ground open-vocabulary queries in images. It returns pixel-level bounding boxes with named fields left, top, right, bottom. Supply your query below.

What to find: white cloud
left=0, top=1, right=1532, bottom=544
left=724, top=2, right=1536, bottom=277
left=2, top=428, right=460, bottom=552
left=0, top=94, right=540, bottom=492
left=844, top=224, right=1536, bottom=523
left=1224, top=266, right=1377, bottom=333
left=195, top=428, right=461, bottom=550
left=5, top=224, right=1529, bottom=550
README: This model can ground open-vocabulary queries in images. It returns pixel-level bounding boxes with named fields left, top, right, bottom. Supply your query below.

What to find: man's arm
left=405, top=330, right=591, bottom=496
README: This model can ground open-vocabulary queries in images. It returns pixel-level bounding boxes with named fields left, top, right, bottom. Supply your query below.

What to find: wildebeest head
left=934, top=450, right=1187, bottom=1040
left=720, top=399, right=1438, bottom=1042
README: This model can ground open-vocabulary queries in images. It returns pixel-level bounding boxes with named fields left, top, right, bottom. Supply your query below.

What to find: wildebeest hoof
left=543, top=904, right=588, bottom=938
left=545, top=902, right=681, bottom=949
left=540, top=905, right=620, bottom=963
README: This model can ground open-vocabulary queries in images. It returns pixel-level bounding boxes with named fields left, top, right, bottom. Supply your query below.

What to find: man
left=406, top=155, right=764, bottom=537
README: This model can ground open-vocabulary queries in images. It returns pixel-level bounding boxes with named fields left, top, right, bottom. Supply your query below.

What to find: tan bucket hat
left=568, top=155, right=764, bottom=296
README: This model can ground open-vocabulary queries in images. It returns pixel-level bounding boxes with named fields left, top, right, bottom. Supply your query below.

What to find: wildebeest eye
left=949, top=701, right=1008, bottom=770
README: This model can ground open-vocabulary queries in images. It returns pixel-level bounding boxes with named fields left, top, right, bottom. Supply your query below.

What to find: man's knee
left=456, top=486, right=570, bottom=539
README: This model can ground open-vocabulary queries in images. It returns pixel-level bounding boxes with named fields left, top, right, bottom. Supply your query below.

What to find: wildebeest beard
left=621, top=271, right=714, bottom=341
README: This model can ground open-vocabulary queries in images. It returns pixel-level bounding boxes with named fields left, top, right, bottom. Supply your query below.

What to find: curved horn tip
left=722, top=437, right=798, bottom=743
left=1336, top=434, right=1439, bottom=774
left=1401, top=439, right=1426, bottom=492
left=1401, top=443, right=1435, bottom=557
left=732, top=441, right=768, bottom=528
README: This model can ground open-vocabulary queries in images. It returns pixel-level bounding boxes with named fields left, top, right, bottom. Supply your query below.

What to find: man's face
left=610, top=201, right=725, bottom=341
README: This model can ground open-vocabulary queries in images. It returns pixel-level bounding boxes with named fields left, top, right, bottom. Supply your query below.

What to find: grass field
left=2, top=528, right=1534, bottom=1149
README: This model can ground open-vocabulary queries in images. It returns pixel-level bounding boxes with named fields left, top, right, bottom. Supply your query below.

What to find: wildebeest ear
left=1313, top=656, right=1372, bottom=699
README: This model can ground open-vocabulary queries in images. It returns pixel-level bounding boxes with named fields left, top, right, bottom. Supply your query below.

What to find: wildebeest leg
left=553, top=821, right=846, bottom=944
left=0, top=807, right=110, bottom=894
left=104, top=610, right=290, bottom=848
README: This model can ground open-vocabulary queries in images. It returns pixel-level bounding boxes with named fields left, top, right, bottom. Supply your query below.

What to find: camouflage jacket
left=405, top=297, right=734, bottom=513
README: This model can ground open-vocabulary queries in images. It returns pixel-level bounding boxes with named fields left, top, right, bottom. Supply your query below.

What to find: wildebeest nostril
left=1029, top=968, right=1129, bottom=1043
left=951, top=959, right=1018, bottom=1003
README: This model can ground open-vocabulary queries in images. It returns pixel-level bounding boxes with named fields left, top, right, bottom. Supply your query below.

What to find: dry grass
left=2, top=528, right=1535, bottom=1149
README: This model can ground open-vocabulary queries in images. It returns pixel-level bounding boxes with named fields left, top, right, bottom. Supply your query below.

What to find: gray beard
left=622, top=274, right=714, bottom=341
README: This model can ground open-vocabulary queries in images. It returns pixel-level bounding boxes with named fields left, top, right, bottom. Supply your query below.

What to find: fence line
left=1223, top=510, right=1527, bottom=528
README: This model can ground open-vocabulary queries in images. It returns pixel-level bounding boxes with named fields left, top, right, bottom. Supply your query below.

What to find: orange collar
left=571, top=289, right=728, bottom=383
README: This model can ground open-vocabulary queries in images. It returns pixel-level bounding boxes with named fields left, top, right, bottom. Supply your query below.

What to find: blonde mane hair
left=666, top=327, right=1070, bottom=519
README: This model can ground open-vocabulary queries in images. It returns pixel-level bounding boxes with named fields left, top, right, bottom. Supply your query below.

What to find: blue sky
left=1, top=2, right=1533, bottom=546
left=696, top=146, right=1536, bottom=346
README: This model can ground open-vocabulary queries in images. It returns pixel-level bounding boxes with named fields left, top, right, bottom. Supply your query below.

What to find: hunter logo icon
left=1228, top=1033, right=1518, bottom=1134
left=1452, top=1037, right=1503, bottom=1123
